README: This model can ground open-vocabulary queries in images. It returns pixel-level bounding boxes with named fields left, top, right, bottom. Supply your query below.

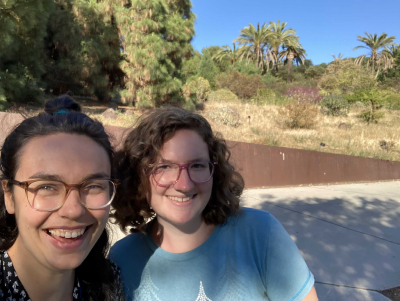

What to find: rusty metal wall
left=227, top=141, right=400, bottom=188
left=2, top=113, right=400, bottom=188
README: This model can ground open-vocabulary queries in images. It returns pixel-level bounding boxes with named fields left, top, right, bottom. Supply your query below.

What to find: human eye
left=29, top=181, right=62, bottom=195
left=190, top=162, right=208, bottom=170
left=83, top=181, right=107, bottom=194
left=154, top=163, right=174, bottom=173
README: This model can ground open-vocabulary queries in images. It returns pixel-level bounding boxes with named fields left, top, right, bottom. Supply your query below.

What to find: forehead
left=15, top=133, right=111, bottom=181
left=159, top=130, right=209, bottom=162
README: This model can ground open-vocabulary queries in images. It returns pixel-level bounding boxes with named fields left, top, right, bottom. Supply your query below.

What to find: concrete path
left=242, top=181, right=400, bottom=301
left=108, top=181, right=400, bottom=300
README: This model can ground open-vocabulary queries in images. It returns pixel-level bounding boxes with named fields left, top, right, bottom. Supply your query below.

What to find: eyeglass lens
left=153, top=162, right=214, bottom=185
left=26, top=179, right=115, bottom=210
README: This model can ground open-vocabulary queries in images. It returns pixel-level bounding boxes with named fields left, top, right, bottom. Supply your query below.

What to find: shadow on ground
left=242, top=190, right=400, bottom=294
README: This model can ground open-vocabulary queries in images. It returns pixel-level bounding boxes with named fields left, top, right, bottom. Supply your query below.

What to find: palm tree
left=382, top=45, right=400, bottom=68
left=234, top=23, right=272, bottom=71
left=212, top=43, right=240, bottom=66
left=267, top=20, right=299, bottom=71
left=353, top=32, right=398, bottom=75
left=278, top=42, right=307, bottom=83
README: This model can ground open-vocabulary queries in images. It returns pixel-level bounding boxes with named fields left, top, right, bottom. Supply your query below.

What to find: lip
left=44, top=225, right=92, bottom=250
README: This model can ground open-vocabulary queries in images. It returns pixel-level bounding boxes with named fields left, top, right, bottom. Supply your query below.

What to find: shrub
left=197, top=52, right=217, bottom=88
left=196, top=77, right=211, bottom=103
left=262, top=72, right=280, bottom=84
left=283, top=87, right=324, bottom=104
left=318, top=59, right=376, bottom=94
left=208, top=89, right=239, bottom=102
left=136, top=99, right=153, bottom=109
left=320, top=95, right=350, bottom=116
left=215, top=71, right=264, bottom=99
left=182, top=80, right=197, bottom=103
left=250, top=88, right=277, bottom=105
left=304, top=65, right=326, bottom=79
left=278, top=102, right=319, bottom=129
left=359, top=110, right=384, bottom=124
left=0, top=86, right=8, bottom=111
left=385, top=94, right=400, bottom=110
left=344, top=87, right=386, bottom=124
left=207, top=106, right=241, bottom=127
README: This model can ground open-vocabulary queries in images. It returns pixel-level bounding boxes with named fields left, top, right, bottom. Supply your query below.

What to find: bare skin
left=303, top=286, right=319, bottom=301
left=151, top=217, right=215, bottom=253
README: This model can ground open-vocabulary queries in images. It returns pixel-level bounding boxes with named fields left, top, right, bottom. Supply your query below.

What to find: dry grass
left=198, top=99, right=400, bottom=161
left=7, top=100, right=400, bottom=161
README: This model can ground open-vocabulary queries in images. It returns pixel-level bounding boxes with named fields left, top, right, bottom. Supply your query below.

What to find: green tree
left=319, top=59, right=376, bottom=94
left=304, top=65, right=326, bottom=79
left=114, top=0, right=195, bottom=106
left=0, top=0, right=54, bottom=106
left=212, top=44, right=240, bottom=66
left=197, top=52, right=217, bottom=88
left=268, top=20, right=299, bottom=71
left=182, top=50, right=201, bottom=80
left=353, top=32, right=398, bottom=76
left=278, top=43, right=307, bottom=82
left=345, top=87, right=386, bottom=124
left=202, top=46, right=230, bottom=73
left=234, top=23, right=272, bottom=71
left=44, top=0, right=122, bottom=100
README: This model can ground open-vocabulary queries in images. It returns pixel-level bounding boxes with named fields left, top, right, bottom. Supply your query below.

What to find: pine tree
left=44, top=0, right=122, bottom=100
left=113, top=0, right=195, bottom=106
left=0, top=0, right=54, bottom=106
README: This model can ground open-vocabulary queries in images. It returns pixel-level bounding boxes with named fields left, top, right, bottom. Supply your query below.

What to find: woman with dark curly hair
left=0, top=96, right=123, bottom=300
left=110, top=107, right=318, bottom=301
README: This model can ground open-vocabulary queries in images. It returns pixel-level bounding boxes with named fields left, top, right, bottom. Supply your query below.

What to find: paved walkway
left=242, top=181, right=400, bottom=301
left=109, top=181, right=400, bottom=301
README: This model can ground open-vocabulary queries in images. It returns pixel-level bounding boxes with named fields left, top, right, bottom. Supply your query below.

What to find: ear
left=1, top=180, right=15, bottom=214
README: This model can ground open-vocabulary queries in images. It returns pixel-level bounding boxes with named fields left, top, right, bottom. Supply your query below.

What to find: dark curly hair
left=112, top=107, right=244, bottom=234
left=0, top=95, right=123, bottom=301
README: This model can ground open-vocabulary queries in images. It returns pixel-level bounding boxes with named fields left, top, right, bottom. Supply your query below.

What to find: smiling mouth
left=45, top=227, right=89, bottom=239
left=167, top=195, right=195, bottom=203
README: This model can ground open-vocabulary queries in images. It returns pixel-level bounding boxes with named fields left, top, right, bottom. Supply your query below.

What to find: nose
left=57, top=188, right=86, bottom=219
left=173, top=168, right=195, bottom=191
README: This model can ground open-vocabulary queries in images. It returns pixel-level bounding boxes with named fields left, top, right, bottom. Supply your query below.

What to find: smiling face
left=148, top=130, right=213, bottom=229
left=3, top=133, right=111, bottom=272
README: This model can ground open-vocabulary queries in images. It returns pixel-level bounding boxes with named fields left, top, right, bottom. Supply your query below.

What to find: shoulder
left=109, top=232, right=150, bottom=267
left=227, top=207, right=276, bottom=232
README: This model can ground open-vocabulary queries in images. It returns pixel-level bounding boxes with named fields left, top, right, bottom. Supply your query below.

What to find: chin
left=47, top=254, right=87, bottom=271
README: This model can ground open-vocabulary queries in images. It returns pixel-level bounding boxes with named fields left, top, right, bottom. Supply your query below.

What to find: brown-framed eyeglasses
left=8, top=178, right=120, bottom=212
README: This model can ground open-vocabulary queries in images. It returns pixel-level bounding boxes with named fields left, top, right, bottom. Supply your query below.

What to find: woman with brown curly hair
left=110, top=107, right=318, bottom=301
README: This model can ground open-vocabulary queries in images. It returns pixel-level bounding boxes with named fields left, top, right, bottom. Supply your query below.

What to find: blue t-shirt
left=109, top=208, right=314, bottom=301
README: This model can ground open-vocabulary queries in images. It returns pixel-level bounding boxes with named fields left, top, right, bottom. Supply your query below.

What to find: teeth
left=168, top=196, right=192, bottom=202
left=48, top=227, right=86, bottom=239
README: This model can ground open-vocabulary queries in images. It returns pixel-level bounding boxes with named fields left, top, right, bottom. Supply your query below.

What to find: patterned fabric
left=110, top=208, right=314, bottom=301
left=0, top=250, right=82, bottom=301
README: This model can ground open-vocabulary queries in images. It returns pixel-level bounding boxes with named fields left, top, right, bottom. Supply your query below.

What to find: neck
left=151, top=217, right=215, bottom=253
left=8, top=238, right=75, bottom=301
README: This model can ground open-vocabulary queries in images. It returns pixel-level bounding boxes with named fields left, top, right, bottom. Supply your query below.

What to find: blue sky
left=191, top=0, right=400, bottom=65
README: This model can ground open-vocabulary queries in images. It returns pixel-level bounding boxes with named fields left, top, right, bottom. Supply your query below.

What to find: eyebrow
left=28, top=172, right=111, bottom=182
left=158, top=158, right=210, bottom=163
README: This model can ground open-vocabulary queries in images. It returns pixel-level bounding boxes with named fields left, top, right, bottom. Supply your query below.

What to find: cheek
left=148, top=178, right=166, bottom=205
left=91, top=208, right=110, bottom=228
left=15, top=204, right=51, bottom=235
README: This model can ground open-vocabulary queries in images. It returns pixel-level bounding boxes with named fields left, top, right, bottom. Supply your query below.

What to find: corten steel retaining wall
left=1, top=112, right=400, bottom=188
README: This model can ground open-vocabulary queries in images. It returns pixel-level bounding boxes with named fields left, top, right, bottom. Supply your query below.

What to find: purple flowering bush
left=283, top=87, right=323, bottom=104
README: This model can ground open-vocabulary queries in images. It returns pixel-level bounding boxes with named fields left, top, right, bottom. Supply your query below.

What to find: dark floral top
left=0, top=250, right=82, bottom=301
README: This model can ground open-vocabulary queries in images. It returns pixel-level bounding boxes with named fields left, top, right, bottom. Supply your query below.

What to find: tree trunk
left=273, top=46, right=279, bottom=71
left=287, top=53, right=294, bottom=83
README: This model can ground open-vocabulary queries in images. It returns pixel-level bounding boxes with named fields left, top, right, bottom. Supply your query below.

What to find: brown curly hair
left=112, top=107, right=244, bottom=233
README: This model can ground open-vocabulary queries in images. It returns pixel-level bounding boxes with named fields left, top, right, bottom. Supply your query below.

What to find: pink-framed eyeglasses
left=151, top=161, right=217, bottom=187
